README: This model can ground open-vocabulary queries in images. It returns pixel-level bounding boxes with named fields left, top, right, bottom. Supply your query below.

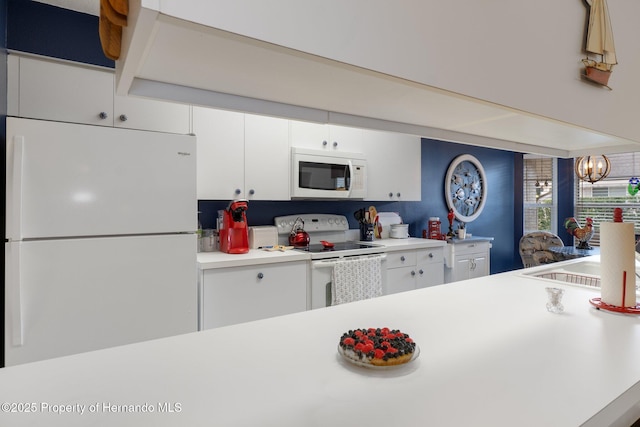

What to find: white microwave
left=291, top=147, right=367, bottom=199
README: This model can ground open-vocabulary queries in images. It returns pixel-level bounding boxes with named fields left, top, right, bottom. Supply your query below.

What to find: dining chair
left=519, top=231, right=565, bottom=268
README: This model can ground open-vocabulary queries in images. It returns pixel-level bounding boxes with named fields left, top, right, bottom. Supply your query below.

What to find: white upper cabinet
left=363, top=129, right=421, bottom=201
left=193, top=108, right=290, bottom=200
left=10, top=55, right=114, bottom=126
left=244, top=114, right=290, bottom=200
left=8, top=54, right=190, bottom=133
left=290, top=121, right=363, bottom=153
left=193, top=107, right=245, bottom=200
left=114, top=94, right=190, bottom=134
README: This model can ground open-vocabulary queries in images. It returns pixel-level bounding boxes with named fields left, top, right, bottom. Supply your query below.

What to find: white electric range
left=274, top=214, right=387, bottom=308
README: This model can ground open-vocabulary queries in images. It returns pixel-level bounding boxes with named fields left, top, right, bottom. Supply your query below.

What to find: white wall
left=156, top=0, right=640, bottom=143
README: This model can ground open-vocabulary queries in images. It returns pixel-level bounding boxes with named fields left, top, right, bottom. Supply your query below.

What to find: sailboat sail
left=583, top=0, right=617, bottom=87
left=585, top=0, right=617, bottom=68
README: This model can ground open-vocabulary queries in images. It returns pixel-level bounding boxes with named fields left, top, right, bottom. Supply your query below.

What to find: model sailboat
left=583, top=0, right=617, bottom=88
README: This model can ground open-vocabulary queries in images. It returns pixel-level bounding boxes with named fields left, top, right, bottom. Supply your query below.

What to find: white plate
left=337, top=344, right=420, bottom=369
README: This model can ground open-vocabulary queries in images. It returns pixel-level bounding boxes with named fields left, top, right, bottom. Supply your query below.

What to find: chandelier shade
left=575, top=155, right=611, bottom=184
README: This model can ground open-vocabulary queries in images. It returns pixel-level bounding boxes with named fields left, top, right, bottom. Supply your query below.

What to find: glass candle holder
left=546, top=287, right=565, bottom=313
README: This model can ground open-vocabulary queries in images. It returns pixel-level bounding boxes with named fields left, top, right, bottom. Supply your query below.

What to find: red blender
left=219, top=199, right=250, bottom=254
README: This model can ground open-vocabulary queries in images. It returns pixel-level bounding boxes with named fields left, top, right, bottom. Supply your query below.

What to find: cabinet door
left=289, top=120, right=329, bottom=150
left=385, top=266, right=416, bottom=295
left=114, top=94, right=190, bottom=134
left=17, top=56, right=114, bottom=126
left=328, top=125, right=364, bottom=152
left=193, top=107, right=245, bottom=200
left=244, top=114, right=290, bottom=200
left=468, top=255, right=489, bottom=280
left=202, top=262, right=307, bottom=329
left=452, top=257, right=472, bottom=282
left=416, top=262, right=444, bottom=288
left=363, top=129, right=421, bottom=201
left=416, top=248, right=444, bottom=288
left=290, top=121, right=363, bottom=152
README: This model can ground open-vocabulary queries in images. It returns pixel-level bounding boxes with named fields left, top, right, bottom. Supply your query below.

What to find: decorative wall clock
left=444, top=154, right=487, bottom=223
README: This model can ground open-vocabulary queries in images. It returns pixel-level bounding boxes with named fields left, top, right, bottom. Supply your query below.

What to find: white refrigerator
left=5, top=117, right=198, bottom=366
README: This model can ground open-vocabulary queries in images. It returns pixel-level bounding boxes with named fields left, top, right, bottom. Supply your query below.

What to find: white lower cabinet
left=385, top=247, right=444, bottom=295
left=416, top=248, right=445, bottom=288
left=200, top=261, right=307, bottom=330
left=444, top=239, right=492, bottom=283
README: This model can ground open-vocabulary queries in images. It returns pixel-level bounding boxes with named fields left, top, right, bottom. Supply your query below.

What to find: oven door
left=310, top=255, right=387, bottom=309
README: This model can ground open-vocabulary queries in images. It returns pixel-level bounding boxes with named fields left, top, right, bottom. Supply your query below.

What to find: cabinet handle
left=428, top=253, right=434, bottom=258
left=333, top=141, right=338, bottom=148
left=411, top=270, right=416, bottom=276
left=470, top=259, right=476, bottom=270
left=257, top=272, right=264, bottom=279
left=249, top=189, right=255, bottom=195
left=419, top=269, right=424, bottom=275
left=389, top=192, right=393, bottom=198
left=235, top=189, right=241, bottom=195
left=119, top=114, right=128, bottom=122
left=400, top=256, right=406, bottom=262
left=322, top=140, right=328, bottom=146
left=98, top=112, right=108, bottom=120
left=397, top=192, right=401, bottom=198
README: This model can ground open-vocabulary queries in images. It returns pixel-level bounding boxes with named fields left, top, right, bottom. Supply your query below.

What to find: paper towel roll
left=600, top=222, right=636, bottom=307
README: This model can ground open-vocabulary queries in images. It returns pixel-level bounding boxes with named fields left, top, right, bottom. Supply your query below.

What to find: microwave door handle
left=347, top=160, right=353, bottom=197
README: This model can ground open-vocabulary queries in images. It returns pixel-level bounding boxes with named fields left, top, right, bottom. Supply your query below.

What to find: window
left=523, top=156, right=557, bottom=234
left=574, top=152, right=640, bottom=246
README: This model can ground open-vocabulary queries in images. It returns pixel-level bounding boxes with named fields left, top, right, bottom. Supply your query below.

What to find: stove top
left=274, top=214, right=386, bottom=260
left=293, top=241, right=385, bottom=260
left=297, top=242, right=380, bottom=253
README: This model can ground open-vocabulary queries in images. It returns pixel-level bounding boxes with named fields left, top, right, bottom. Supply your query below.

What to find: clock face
left=445, top=154, right=487, bottom=223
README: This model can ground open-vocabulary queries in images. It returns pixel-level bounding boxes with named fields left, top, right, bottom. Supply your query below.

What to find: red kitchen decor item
left=219, top=199, right=249, bottom=254
left=288, top=217, right=310, bottom=248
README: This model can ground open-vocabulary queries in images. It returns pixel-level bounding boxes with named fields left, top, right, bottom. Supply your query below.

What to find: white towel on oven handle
left=331, top=255, right=383, bottom=305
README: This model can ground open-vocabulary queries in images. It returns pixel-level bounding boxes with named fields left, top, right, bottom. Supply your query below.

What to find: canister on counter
left=428, top=217, right=441, bottom=239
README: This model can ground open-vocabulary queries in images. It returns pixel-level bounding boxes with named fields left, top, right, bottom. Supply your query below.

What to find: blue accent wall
left=7, top=0, right=114, bottom=68
left=557, top=158, right=576, bottom=246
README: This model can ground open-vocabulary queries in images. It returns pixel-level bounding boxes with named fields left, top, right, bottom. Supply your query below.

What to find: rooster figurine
left=564, top=217, right=595, bottom=250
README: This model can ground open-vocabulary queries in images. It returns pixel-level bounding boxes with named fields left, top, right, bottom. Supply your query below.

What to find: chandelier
left=575, top=155, right=611, bottom=184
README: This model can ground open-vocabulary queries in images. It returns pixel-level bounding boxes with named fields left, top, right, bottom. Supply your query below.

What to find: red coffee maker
left=219, top=199, right=249, bottom=254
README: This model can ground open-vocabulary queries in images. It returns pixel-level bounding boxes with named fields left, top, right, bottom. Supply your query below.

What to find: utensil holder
left=360, top=224, right=374, bottom=241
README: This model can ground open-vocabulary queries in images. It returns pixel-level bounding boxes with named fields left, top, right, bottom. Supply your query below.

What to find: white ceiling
left=34, top=0, right=98, bottom=16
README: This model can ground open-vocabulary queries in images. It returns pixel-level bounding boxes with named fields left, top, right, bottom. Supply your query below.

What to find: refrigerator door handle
left=6, top=244, right=24, bottom=346
left=8, top=136, right=24, bottom=241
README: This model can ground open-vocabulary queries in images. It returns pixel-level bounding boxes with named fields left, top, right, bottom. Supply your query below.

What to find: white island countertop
left=2, top=258, right=640, bottom=427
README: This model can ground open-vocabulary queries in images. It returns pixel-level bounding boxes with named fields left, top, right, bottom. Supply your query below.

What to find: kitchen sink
left=522, top=259, right=640, bottom=292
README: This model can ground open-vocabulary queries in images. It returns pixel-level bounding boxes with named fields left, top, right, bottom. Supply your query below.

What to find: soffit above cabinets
left=113, top=6, right=640, bottom=158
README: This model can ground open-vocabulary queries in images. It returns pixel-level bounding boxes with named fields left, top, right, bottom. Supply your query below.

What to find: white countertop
left=198, top=237, right=447, bottom=269
left=367, top=236, right=447, bottom=251
left=447, top=235, right=494, bottom=244
left=2, top=258, right=640, bottom=426
left=197, top=248, right=310, bottom=269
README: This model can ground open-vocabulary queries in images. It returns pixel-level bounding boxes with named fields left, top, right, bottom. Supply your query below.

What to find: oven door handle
left=312, top=254, right=386, bottom=268
left=347, top=160, right=353, bottom=197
